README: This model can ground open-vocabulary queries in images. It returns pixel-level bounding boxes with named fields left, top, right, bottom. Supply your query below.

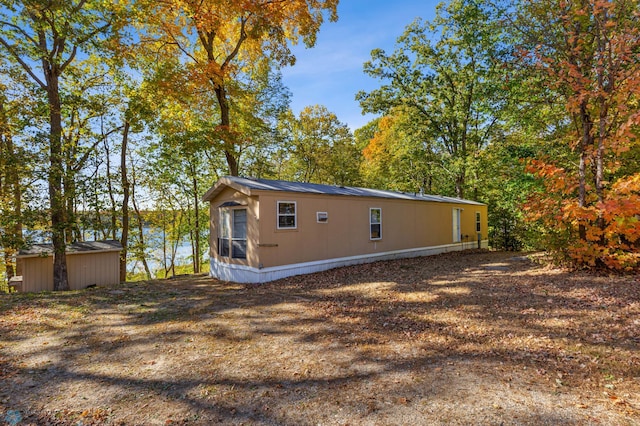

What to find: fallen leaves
left=0, top=251, right=639, bottom=424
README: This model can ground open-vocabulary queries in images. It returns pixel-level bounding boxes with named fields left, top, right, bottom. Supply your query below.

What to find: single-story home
left=203, top=176, right=488, bottom=283
left=15, top=240, right=122, bottom=292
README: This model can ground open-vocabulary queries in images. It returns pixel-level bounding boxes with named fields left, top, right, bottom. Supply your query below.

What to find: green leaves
left=359, top=0, right=507, bottom=199
left=273, top=105, right=360, bottom=186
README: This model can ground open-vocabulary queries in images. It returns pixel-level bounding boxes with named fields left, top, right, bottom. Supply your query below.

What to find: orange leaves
left=599, top=173, right=640, bottom=247
left=146, top=0, right=338, bottom=89
left=519, top=1, right=640, bottom=272
left=525, top=159, right=578, bottom=196
left=362, top=115, right=395, bottom=161
left=187, top=61, right=227, bottom=87
left=525, top=157, right=640, bottom=271
left=610, top=173, right=640, bottom=195
left=563, top=204, right=599, bottom=225
left=525, top=158, right=560, bottom=178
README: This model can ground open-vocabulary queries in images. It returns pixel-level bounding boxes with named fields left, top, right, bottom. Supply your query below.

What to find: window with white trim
left=277, top=201, right=297, bottom=229
left=475, top=211, right=481, bottom=233
left=317, top=211, right=328, bottom=223
left=370, top=208, right=382, bottom=240
left=218, top=208, right=247, bottom=259
left=232, top=209, right=247, bottom=258
left=452, top=208, right=461, bottom=242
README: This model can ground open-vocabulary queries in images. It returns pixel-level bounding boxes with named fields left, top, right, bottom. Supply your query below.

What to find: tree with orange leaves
left=141, top=0, right=338, bottom=176
left=516, top=0, right=640, bottom=270
left=360, top=111, right=439, bottom=194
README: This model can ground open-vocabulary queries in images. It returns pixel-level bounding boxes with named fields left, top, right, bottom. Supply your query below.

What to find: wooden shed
left=15, top=240, right=122, bottom=292
left=203, top=177, right=488, bottom=283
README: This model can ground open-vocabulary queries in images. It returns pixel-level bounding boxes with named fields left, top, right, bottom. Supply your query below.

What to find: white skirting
left=210, top=240, right=489, bottom=284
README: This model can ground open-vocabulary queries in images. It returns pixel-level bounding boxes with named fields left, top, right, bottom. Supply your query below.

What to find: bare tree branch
left=0, top=36, right=46, bottom=89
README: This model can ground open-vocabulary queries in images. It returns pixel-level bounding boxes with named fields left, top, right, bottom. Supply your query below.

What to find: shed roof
left=18, top=240, right=123, bottom=258
left=203, top=176, right=485, bottom=206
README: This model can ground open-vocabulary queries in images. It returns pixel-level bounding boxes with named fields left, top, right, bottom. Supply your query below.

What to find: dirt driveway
left=1, top=250, right=639, bottom=425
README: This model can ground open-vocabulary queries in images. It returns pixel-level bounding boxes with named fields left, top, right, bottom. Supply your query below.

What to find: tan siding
left=21, top=256, right=54, bottom=292
left=67, top=251, right=120, bottom=289
left=67, top=253, right=86, bottom=290
left=19, top=250, right=121, bottom=292
left=209, top=187, right=259, bottom=268
left=253, top=192, right=488, bottom=268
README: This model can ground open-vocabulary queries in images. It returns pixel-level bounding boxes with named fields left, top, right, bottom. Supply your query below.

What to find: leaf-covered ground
left=1, top=250, right=639, bottom=425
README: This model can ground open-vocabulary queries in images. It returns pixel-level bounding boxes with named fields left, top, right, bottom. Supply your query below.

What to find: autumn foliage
left=141, top=0, right=338, bottom=176
left=525, top=160, right=640, bottom=270
left=522, top=0, right=640, bottom=271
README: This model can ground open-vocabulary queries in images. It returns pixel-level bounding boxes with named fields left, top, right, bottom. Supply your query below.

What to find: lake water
left=21, top=227, right=205, bottom=278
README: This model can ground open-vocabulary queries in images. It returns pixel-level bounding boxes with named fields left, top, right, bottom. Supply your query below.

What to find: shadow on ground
left=1, top=250, right=638, bottom=425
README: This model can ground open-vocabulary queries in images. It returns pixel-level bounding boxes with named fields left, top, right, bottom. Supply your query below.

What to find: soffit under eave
left=202, top=178, right=255, bottom=202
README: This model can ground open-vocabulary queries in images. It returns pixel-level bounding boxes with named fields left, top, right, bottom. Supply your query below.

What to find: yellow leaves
left=610, top=173, right=640, bottom=195
left=187, top=60, right=229, bottom=87
left=143, top=0, right=338, bottom=172
left=183, top=0, right=334, bottom=57
left=144, top=0, right=338, bottom=93
left=584, top=224, right=604, bottom=242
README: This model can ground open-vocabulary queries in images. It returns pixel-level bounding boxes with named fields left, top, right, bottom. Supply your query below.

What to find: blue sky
left=280, top=0, right=440, bottom=131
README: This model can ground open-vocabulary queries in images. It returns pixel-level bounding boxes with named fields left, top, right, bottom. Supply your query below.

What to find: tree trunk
left=131, top=178, right=152, bottom=280
left=595, top=26, right=609, bottom=237
left=595, top=98, right=607, bottom=237
left=577, top=103, right=592, bottom=241
left=11, top=139, right=22, bottom=277
left=104, top=135, right=118, bottom=240
left=455, top=172, right=465, bottom=199
left=64, top=173, right=80, bottom=243
left=46, top=74, right=70, bottom=291
left=215, top=84, right=239, bottom=176
left=162, top=211, right=168, bottom=276
left=0, top=96, right=23, bottom=278
left=191, top=168, right=200, bottom=274
left=119, top=120, right=130, bottom=282
left=168, top=210, right=180, bottom=278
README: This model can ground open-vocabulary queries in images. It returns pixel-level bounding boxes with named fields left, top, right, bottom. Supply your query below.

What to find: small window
left=476, top=212, right=481, bottom=233
left=370, top=208, right=382, bottom=240
left=317, top=212, right=328, bottom=223
left=277, top=201, right=297, bottom=229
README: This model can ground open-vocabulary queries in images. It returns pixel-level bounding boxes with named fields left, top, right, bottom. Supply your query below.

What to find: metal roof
left=204, top=176, right=484, bottom=206
left=18, top=240, right=123, bottom=258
